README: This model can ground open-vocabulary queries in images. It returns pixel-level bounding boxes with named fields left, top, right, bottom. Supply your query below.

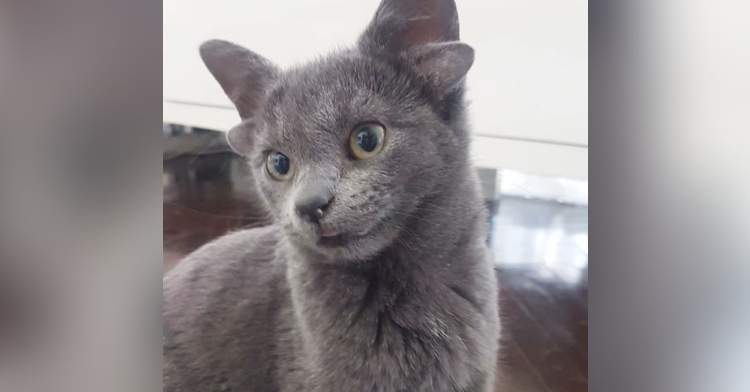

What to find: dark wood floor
left=163, top=153, right=589, bottom=391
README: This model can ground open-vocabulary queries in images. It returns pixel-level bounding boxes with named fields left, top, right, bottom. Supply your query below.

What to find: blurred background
left=163, top=1, right=588, bottom=391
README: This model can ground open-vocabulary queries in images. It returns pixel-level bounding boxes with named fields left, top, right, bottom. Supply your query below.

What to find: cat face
left=248, top=55, right=456, bottom=261
left=200, top=0, right=474, bottom=261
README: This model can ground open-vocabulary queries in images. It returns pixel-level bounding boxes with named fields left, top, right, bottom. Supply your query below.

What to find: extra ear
left=199, top=40, right=278, bottom=120
left=359, top=0, right=460, bottom=55
left=225, top=120, right=255, bottom=155
left=405, top=42, right=474, bottom=95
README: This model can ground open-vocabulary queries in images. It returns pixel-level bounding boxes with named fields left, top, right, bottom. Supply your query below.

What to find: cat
left=162, top=0, right=501, bottom=390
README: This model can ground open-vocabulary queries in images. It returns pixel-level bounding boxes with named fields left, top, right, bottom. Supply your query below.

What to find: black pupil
left=356, top=128, right=378, bottom=152
left=272, top=153, right=290, bottom=175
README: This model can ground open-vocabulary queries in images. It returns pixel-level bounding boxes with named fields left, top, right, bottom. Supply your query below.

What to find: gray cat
left=162, top=0, right=501, bottom=390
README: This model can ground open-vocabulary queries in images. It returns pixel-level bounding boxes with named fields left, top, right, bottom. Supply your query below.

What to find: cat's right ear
left=199, top=40, right=278, bottom=120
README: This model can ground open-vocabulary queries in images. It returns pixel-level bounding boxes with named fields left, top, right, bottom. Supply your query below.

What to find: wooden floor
left=163, top=153, right=589, bottom=391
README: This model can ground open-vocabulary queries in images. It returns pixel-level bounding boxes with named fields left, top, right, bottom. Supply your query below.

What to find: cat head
left=200, top=0, right=474, bottom=262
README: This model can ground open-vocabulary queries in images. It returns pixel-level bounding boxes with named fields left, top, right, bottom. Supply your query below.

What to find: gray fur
left=163, top=0, right=500, bottom=390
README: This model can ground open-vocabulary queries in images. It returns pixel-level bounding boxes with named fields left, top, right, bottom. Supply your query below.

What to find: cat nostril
left=295, top=194, right=332, bottom=223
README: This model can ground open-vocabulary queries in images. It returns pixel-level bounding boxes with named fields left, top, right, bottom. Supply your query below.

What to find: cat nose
left=295, top=190, right=334, bottom=224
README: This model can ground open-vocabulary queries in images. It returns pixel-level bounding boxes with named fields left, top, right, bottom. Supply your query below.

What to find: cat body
left=163, top=0, right=500, bottom=390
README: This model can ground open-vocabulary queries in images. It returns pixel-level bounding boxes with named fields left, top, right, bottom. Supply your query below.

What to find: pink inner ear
left=399, top=0, right=459, bottom=47
left=361, top=0, right=460, bottom=55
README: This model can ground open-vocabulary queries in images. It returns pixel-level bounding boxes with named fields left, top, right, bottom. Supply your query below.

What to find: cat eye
left=266, top=151, right=294, bottom=180
left=349, top=123, right=385, bottom=160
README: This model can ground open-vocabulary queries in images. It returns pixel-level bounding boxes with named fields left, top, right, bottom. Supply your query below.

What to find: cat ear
left=199, top=40, right=279, bottom=120
left=405, top=41, right=474, bottom=96
left=359, top=0, right=460, bottom=55
left=225, top=120, right=255, bottom=155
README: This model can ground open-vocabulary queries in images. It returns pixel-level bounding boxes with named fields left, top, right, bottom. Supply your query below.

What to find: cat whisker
left=389, top=210, right=443, bottom=228
left=415, top=200, right=454, bottom=216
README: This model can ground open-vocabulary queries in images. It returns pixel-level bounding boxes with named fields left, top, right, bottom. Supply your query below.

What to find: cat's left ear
left=359, top=0, right=460, bottom=54
left=359, top=0, right=473, bottom=96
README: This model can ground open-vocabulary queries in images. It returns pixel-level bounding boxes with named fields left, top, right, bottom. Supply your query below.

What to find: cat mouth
left=315, top=223, right=377, bottom=248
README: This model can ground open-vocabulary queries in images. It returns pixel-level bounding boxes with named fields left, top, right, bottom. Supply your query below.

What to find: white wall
left=461, top=0, right=588, bottom=146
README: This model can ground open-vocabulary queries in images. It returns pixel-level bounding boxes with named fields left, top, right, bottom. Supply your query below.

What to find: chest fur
left=288, top=263, right=482, bottom=390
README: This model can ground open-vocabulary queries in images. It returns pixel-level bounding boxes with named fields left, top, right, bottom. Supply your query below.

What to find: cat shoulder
left=163, top=225, right=287, bottom=392
left=163, top=225, right=284, bottom=312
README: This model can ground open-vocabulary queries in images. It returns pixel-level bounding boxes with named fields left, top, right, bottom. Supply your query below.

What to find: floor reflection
left=490, top=197, right=588, bottom=285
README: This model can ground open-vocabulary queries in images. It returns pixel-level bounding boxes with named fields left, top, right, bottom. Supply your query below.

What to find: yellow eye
left=266, top=151, right=294, bottom=180
left=349, top=123, right=385, bottom=160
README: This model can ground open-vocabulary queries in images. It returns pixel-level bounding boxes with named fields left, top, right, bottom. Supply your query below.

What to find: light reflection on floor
left=490, top=196, right=588, bottom=285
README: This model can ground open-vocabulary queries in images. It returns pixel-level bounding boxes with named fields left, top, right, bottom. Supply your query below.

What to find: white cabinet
left=164, top=0, right=588, bottom=180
